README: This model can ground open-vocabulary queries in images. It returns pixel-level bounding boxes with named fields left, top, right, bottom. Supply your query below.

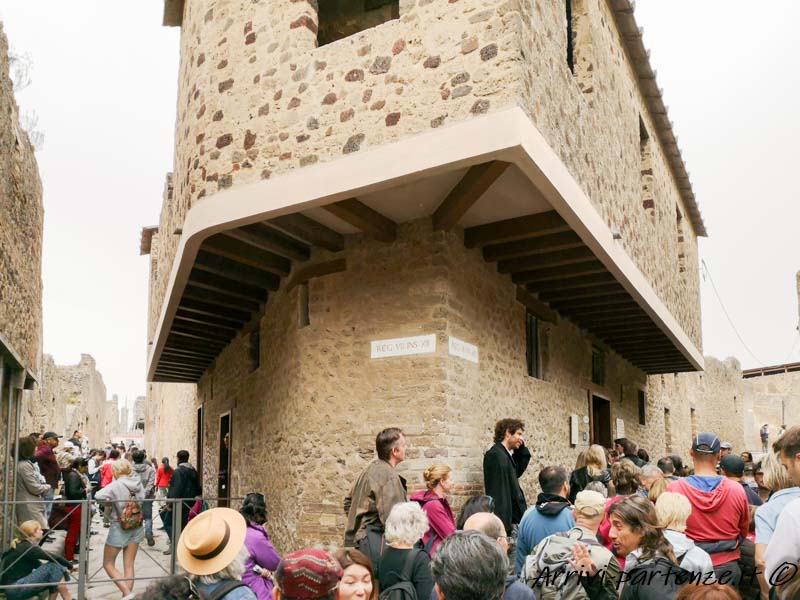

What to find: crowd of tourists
left=4, top=422, right=800, bottom=600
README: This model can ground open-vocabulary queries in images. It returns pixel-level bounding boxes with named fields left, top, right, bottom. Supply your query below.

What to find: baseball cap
left=720, top=454, right=745, bottom=477
left=275, top=549, right=342, bottom=599
left=720, top=441, right=733, bottom=450
left=63, top=441, right=74, bottom=449
left=42, top=432, right=62, bottom=440
left=574, top=490, right=606, bottom=518
left=692, top=432, right=720, bottom=454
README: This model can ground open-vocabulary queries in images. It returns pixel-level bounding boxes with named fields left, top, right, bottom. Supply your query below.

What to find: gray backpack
left=522, top=528, right=601, bottom=600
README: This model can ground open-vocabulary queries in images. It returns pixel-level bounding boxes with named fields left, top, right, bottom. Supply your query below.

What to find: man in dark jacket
left=614, top=438, right=645, bottom=467
left=483, top=419, right=531, bottom=568
left=165, top=449, right=201, bottom=551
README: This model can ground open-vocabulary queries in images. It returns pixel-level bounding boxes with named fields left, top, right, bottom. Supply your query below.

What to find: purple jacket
left=410, top=489, right=456, bottom=557
left=242, top=522, right=281, bottom=600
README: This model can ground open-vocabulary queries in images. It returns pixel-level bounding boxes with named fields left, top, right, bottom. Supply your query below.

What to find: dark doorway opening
left=196, top=407, right=204, bottom=488
left=591, top=395, right=612, bottom=448
left=218, top=412, right=231, bottom=507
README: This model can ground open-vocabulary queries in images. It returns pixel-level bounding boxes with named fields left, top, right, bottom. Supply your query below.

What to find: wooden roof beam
left=433, top=161, right=510, bottom=231
left=194, top=251, right=280, bottom=291
left=497, top=246, right=596, bottom=274
left=511, top=261, right=607, bottom=285
left=515, top=287, right=559, bottom=324
left=527, top=272, right=616, bottom=293
left=187, top=269, right=268, bottom=303
left=465, top=210, right=570, bottom=248
left=323, top=199, right=397, bottom=242
left=177, top=298, right=251, bottom=324
left=202, top=235, right=291, bottom=277
left=223, top=224, right=310, bottom=262
left=485, top=231, right=584, bottom=262
left=267, top=213, right=345, bottom=252
left=182, top=285, right=261, bottom=314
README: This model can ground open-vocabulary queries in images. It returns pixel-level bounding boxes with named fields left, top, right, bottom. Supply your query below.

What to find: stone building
left=119, top=405, right=130, bottom=434
left=132, top=395, right=146, bottom=432
left=23, top=353, right=109, bottom=445
left=0, top=21, right=44, bottom=543
left=144, top=0, right=710, bottom=550
left=105, top=395, right=120, bottom=442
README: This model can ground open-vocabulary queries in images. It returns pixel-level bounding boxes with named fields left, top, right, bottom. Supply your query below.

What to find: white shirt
left=765, top=497, right=800, bottom=588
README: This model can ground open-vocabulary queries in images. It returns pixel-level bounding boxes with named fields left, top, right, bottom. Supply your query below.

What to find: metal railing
left=0, top=495, right=242, bottom=599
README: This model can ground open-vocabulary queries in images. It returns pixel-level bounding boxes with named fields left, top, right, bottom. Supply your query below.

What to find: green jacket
left=344, top=459, right=407, bottom=546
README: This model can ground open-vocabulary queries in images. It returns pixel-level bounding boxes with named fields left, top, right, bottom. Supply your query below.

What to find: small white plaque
left=616, top=418, right=625, bottom=439
left=371, top=334, right=436, bottom=359
left=448, top=336, right=479, bottom=364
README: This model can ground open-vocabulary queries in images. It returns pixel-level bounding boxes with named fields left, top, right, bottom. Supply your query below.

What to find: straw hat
left=177, top=508, right=247, bottom=576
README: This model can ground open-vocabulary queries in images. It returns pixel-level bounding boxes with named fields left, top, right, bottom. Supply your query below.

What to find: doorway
left=217, top=412, right=231, bottom=507
left=591, top=395, right=612, bottom=448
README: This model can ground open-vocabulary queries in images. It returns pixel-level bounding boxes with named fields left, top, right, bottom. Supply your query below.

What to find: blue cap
left=692, top=432, right=720, bottom=454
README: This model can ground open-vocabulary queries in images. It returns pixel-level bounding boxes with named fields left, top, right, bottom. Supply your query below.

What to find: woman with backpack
left=378, top=502, right=434, bottom=600
left=94, top=458, right=145, bottom=599
left=409, top=465, right=456, bottom=557
left=569, top=444, right=612, bottom=503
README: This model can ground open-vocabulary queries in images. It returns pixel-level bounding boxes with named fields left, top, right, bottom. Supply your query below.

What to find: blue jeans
left=43, top=488, right=55, bottom=521
left=142, top=499, right=153, bottom=536
left=6, top=562, right=64, bottom=600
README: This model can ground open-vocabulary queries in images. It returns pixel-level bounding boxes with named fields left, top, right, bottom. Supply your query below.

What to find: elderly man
left=431, top=530, right=507, bottom=600
left=434, top=513, right=533, bottom=600
left=640, top=464, right=665, bottom=496
left=522, top=490, right=621, bottom=599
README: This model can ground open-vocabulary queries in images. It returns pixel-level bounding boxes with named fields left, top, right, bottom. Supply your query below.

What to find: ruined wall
left=143, top=383, right=199, bottom=461
left=744, top=372, right=800, bottom=452
left=104, top=397, right=120, bottom=442
left=647, top=357, right=747, bottom=457
left=193, top=221, right=690, bottom=553
left=149, top=0, right=702, bottom=354
left=0, top=22, right=43, bottom=374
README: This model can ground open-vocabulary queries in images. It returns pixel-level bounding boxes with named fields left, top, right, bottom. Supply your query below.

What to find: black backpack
left=197, top=580, right=249, bottom=600
left=378, top=549, right=420, bottom=600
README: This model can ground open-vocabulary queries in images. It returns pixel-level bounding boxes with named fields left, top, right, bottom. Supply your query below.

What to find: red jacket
left=101, top=460, right=117, bottom=488
left=410, top=489, right=456, bottom=557
left=155, top=465, right=173, bottom=488
left=667, top=476, right=750, bottom=566
left=35, top=443, right=60, bottom=488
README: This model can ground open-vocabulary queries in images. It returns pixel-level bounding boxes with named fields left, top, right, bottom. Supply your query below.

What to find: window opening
left=526, top=313, right=540, bottom=378
left=318, top=0, right=400, bottom=47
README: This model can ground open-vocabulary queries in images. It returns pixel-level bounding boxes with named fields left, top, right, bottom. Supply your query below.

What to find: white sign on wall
left=371, top=334, right=436, bottom=359
left=448, top=336, right=479, bottom=364
left=616, top=418, right=625, bottom=439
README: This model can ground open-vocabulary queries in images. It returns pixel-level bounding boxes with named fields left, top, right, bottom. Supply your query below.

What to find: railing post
left=170, top=500, right=183, bottom=574
left=77, top=499, right=89, bottom=600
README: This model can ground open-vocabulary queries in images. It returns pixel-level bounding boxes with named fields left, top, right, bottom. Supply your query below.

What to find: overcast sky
left=1, top=2, right=798, bottom=408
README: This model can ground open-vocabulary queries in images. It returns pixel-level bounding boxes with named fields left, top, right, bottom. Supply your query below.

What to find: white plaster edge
left=147, top=106, right=703, bottom=380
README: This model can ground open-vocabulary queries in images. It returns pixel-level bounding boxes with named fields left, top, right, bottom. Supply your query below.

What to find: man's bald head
left=463, top=512, right=505, bottom=539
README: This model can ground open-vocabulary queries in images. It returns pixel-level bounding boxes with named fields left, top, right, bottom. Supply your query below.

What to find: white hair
left=193, top=544, right=248, bottom=584
left=641, top=465, right=663, bottom=479
left=385, top=502, right=429, bottom=545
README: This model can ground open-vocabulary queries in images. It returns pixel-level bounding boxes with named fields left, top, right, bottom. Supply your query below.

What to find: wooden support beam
left=287, top=258, right=347, bottom=291
left=156, top=363, right=204, bottom=375
left=484, top=231, right=584, bottom=262
left=195, top=251, right=280, bottom=291
left=515, top=287, right=559, bottom=324
left=601, top=331, right=669, bottom=345
left=323, top=199, right=397, bottom=242
left=550, top=293, right=632, bottom=311
left=183, top=285, right=261, bottom=314
left=160, top=354, right=211, bottom=368
left=188, top=269, right=268, bottom=303
left=539, top=283, right=625, bottom=302
left=153, top=374, right=197, bottom=383
left=557, top=301, right=641, bottom=318
left=572, top=313, right=651, bottom=328
left=172, top=320, right=236, bottom=343
left=202, top=235, right=291, bottom=276
left=591, top=325, right=661, bottom=338
left=161, top=344, right=217, bottom=359
left=168, top=330, right=228, bottom=348
left=173, top=317, right=237, bottom=338
left=511, top=261, right=607, bottom=285
left=465, top=210, right=570, bottom=248
left=179, top=298, right=251, bottom=323
left=224, top=224, right=310, bottom=262
left=433, top=161, right=510, bottom=231
left=155, top=369, right=203, bottom=380
left=267, top=213, right=345, bottom=252
left=497, top=247, right=596, bottom=274
left=527, top=272, right=616, bottom=293
left=175, top=308, right=246, bottom=329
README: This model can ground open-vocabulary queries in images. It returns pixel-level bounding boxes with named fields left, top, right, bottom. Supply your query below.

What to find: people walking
left=35, top=431, right=61, bottom=520
left=667, top=433, right=750, bottom=586
left=94, top=458, right=145, bottom=599
left=15, top=436, right=50, bottom=530
left=410, top=464, right=456, bottom=556
left=515, top=465, right=574, bottom=574
left=344, top=427, right=407, bottom=558
left=0, top=520, right=72, bottom=600
left=483, top=418, right=531, bottom=562
left=239, top=492, right=281, bottom=600
left=132, top=450, right=157, bottom=546
left=165, top=450, right=202, bottom=551
left=760, top=424, right=769, bottom=454
left=155, top=456, right=173, bottom=512
left=568, top=444, right=612, bottom=502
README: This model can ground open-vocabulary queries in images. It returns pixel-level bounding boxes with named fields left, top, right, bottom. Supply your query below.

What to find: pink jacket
left=411, top=490, right=456, bottom=557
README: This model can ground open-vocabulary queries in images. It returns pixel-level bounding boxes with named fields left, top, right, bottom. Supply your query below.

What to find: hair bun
left=423, top=467, right=433, bottom=482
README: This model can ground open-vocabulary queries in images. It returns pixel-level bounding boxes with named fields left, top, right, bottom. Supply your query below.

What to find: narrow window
left=526, top=313, right=540, bottom=378
left=591, top=347, right=605, bottom=386
left=248, top=330, right=260, bottom=372
left=640, top=116, right=655, bottom=216
left=664, top=407, right=672, bottom=452
left=638, top=390, right=646, bottom=425
left=566, top=0, right=575, bottom=74
left=690, top=407, right=698, bottom=439
left=676, top=206, right=686, bottom=275
left=566, top=0, right=594, bottom=97
left=299, top=282, right=310, bottom=328
left=318, top=0, right=400, bottom=47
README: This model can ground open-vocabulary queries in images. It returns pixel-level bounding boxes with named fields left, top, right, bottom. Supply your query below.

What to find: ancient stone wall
left=23, top=354, right=109, bottom=446
left=143, top=382, right=199, bottom=462
left=104, top=397, right=120, bottom=442
left=0, top=22, right=43, bottom=374
left=149, top=0, right=702, bottom=355
left=744, top=372, right=800, bottom=452
left=190, top=221, right=698, bottom=553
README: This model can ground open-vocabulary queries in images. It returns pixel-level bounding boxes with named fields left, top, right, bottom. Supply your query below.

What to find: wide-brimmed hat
left=177, top=508, right=247, bottom=576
